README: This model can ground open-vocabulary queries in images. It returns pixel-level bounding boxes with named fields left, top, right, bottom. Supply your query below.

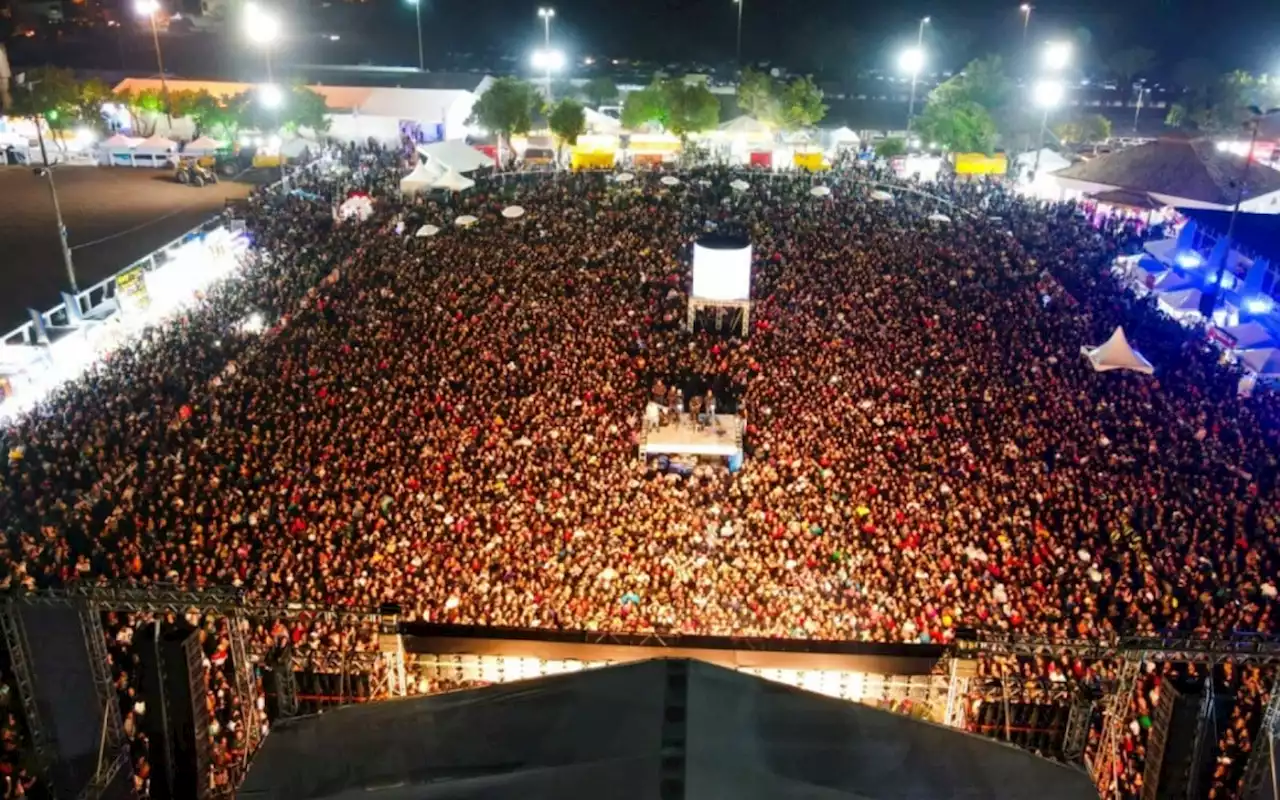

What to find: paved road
left=0, top=166, right=258, bottom=331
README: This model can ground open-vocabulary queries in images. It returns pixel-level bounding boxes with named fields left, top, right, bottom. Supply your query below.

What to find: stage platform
left=640, top=413, right=744, bottom=459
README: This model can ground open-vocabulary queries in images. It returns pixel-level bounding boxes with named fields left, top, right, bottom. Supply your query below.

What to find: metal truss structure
left=1061, top=694, right=1095, bottom=764
left=0, top=604, right=53, bottom=796
left=955, top=631, right=1280, bottom=664
left=1240, top=673, right=1280, bottom=800
left=1089, top=656, right=1144, bottom=796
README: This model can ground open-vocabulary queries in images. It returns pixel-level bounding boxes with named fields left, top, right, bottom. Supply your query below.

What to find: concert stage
left=639, top=413, right=744, bottom=459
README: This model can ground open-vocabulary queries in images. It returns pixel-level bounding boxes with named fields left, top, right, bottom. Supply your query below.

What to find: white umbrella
left=415, top=224, right=441, bottom=237
left=454, top=215, right=478, bottom=227
left=615, top=172, right=636, bottom=183
left=729, top=179, right=750, bottom=191
left=660, top=175, right=681, bottom=186
left=870, top=189, right=894, bottom=202
left=809, top=185, right=831, bottom=197
left=927, top=212, right=951, bottom=223
left=502, top=205, right=526, bottom=219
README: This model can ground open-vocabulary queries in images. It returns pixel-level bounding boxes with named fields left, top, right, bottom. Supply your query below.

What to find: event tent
left=828, top=126, right=860, bottom=146
left=1157, top=287, right=1205, bottom=316
left=238, top=659, right=1096, bottom=800
left=1219, top=321, right=1277, bottom=350
left=1013, top=148, right=1072, bottom=180
left=718, top=115, right=773, bottom=137
left=184, top=135, right=224, bottom=155
left=416, top=140, right=493, bottom=174
left=400, top=161, right=475, bottom=195
left=1081, top=326, right=1155, bottom=374
left=1241, top=347, right=1280, bottom=378
left=584, top=106, right=623, bottom=134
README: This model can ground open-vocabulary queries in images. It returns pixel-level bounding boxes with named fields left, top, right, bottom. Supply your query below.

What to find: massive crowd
left=1, top=143, right=1280, bottom=795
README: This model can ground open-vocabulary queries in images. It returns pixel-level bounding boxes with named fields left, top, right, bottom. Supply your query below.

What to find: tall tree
left=662, top=78, right=720, bottom=140
left=913, top=99, right=998, bottom=153
left=621, top=83, right=669, bottom=130
left=1106, top=46, right=1156, bottom=88
left=114, top=87, right=166, bottom=136
left=468, top=77, right=540, bottom=166
left=1052, top=114, right=1112, bottom=144
left=736, top=67, right=777, bottom=121
left=582, top=77, right=619, bottom=108
left=548, top=98, right=586, bottom=167
left=778, top=75, right=827, bottom=130
left=10, top=67, right=82, bottom=151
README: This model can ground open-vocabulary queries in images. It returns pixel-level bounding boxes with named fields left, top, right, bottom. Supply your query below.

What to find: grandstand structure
left=5, top=585, right=1280, bottom=799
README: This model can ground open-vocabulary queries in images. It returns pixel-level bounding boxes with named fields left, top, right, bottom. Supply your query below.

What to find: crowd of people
left=1, top=142, right=1279, bottom=795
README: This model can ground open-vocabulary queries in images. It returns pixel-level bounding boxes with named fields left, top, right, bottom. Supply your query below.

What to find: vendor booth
left=101, top=133, right=142, bottom=166
left=130, top=135, right=178, bottom=168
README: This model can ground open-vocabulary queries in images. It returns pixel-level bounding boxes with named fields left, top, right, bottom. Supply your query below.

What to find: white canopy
left=401, top=161, right=475, bottom=195
left=1080, top=327, right=1154, bottom=375
left=660, top=175, right=681, bottom=186
left=584, top=107, right=623, bottom=134
left=454, top=215, right=478, bottom=227
left=184, top=135, right=224, bottom=154
left=870, top=189, right=894, bottom=202
left=101, top=133, right=141, bottom=151
left=415, top=224, right=441, bottom=237
left=501, top=205, right=526, bottom=219
left=717, top=115, right=772, bottom=137
left=1014, top=148, right=1071, bottom=178
left=433, top=168, right=475, bottom=193
left=1151, top=269, right=1195, bottom=292
left=338, top=195, right=375, bottom=222
left=1241, top=348, right=1280, bottom=377
left=1157, top=287, right=1204, bottom=315
left=1142, top=237, right=1179, bottom=266
left=1221, top=321, right=1277, bottom=350
left=829, top=126, right=860, bottom=145
left=133, top=135, right=178, bottom=154
left=809, top=185, right=831, bottom=198
left=416, top=141, right=492, bottom=174
left=729, top=179, right=749, bottom=191
left=927, top=212, right=951, bottom=223
left=615, top=172, right=636, bottom=184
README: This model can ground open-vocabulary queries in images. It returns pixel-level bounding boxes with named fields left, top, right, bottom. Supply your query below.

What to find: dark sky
left=408, top=0, right=1279, bottom=75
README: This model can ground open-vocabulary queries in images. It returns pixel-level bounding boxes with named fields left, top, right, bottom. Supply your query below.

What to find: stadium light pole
left=244, top=2, right=282, bottom=84
left=906, top=17, right=930, bottom=132
left=537, top=7, right=555, bottom=102
left=406, top=0, right=423, bottom=71
left=532, top=48, right=565, bottom=107
left=134, top=0, right=172, bottom=125
left=16, top=75, right=79, bottom=293
left=732, top=0, right=743, bottom=68
left=1043, top=40, right=1071, bottom=72
left=899, top=44, right=926, bottom=132
left=1032, top=78, right=1064, bottom=178
left=1019, top=4, right=1032, bottom=62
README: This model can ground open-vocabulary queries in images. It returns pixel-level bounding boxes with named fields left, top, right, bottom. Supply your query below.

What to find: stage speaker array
left=138, top=624, right=213, bottom=800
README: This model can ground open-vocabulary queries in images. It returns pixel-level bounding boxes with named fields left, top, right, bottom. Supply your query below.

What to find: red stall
left=749, top=151, right=773, bottom=169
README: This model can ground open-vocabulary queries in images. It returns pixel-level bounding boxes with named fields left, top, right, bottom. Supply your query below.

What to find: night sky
left=407, top=0, right=1279, bottom=75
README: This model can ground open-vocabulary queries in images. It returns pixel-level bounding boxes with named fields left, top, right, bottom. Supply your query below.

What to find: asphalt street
left=0, top=166, right=259, bottom=331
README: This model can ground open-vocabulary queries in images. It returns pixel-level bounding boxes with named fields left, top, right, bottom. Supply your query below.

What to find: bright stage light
left=1174, top=250, right=1203, bottom=269
left=245, top=3, right=281, bottom=44
left=898, top=46, right=925, bottom=76
left=1246, top=296, right=1274, bottom=315
left=532, top=49, right=565, bottom=70
left=259, top=83, right=284, bottom=109
left=1033, top=79, right=1064, bottom=108
left=1043, top=40, right=1071, bottom=71
left=134, top=0, right=160, bottom=15
left=692, top=235, right=752, bottom=301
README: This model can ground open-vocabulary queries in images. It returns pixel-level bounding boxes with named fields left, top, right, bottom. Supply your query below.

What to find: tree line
left=6, top=66, right=330, bottom=151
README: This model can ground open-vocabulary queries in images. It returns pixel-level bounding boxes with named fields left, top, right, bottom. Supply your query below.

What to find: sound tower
left=137, top=624, right=212, bottom=800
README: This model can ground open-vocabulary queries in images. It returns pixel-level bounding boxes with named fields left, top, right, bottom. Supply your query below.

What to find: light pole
left=906, top=16, right=930, bottom=132
left=258, top=84, right=288, bottom=189
left=18, top=78, right=78, bottom=293
left=899, top=45, right=925, bottom=133
left=1132, top=84, right=1145, bottom=132
left=537, top=7, right=555, bottom=102
left=406, top=0, right=423, bottom=71
left=732, top=0, right=743, bottom=68
left=1019, top=4, right=1032, bottom=62
left=244, top=3, right=282, bottom=83
left=134, top=0, right=172, bottom=125
left=1031, top=79, right=1063, bottom=178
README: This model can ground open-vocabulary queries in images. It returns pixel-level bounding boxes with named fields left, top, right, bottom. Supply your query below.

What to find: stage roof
left=1053, top=138, right=1280, bottom=207
left=238, top=659, right=1097, bottom=800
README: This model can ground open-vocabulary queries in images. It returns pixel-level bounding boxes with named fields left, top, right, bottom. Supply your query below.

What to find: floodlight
left=899, top=47, right=925, bottom=76
left=1043, top=41, right=1071, bottom=71
left=532, top=49, right=566, bottom=70
left=259, top=83, right=283, bottom=109
left=1033, top=79, right=1064, bottom=108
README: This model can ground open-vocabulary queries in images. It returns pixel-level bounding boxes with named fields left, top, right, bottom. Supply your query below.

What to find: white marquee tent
left=417, top=141, right=493, bottom=174
left=1080, top=326, right=1155, bottom=374
left=1241, top=347, right=1280, bottom=378
left=183, top=136, right=224, bottom=155
left=1220, top=321, right=1276, bottom=351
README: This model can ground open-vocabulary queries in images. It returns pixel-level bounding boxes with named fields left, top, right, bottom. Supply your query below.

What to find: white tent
left=870, top=189, right=894, bottom=202
left=400, top=162, right=440, bottom=196
left=828, top=126, right=859, bottom=145
left=134, top=135, right=177, bottom=154
left=717, top=115, right=772, bottom=137
left=1157, top=287, right=1204, bottom=316
left=415, top=224, right=441, bottom=237
left=434, top=169, right=475, bottom=192
left=416, top=140, right=492, bottom=174
left=1080, top=327, right=1155, bottom=375
left=1240, top=347, right=1280, bottom=378
left=584, top=107, right=623, bottom=134
left=1013, top=148, right=1071, bottom=179
left=927, top=212, right=951, bottom=223
left=1142, top=237, right=1180, bottom=265
left=1220, top=321, right=1277, bottom=351
left=184, top=135, right=224, bottom=155
left=101, top=133, right=140, bottom=151
left=1150, top=269, right=1196, bottom=292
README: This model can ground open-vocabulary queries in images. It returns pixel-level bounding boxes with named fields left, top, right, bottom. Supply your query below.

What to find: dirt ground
left=0, top=165, right=260, bottom=331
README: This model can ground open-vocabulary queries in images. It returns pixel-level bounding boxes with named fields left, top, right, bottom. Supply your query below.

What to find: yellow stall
left=571, top=150, right=617, bottom=170
left=952, top=152, right=1007, bottom=176
left=793, top=151, right=826, bottom=171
